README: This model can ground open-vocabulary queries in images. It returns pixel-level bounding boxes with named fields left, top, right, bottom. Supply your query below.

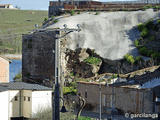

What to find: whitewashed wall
left=32, top=91, right=52, bottom=115
left=0, top=91, right=9, bottom=120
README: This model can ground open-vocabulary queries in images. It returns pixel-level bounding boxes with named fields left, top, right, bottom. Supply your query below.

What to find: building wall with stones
left=77, top=82, right=154, bottom=114
left=22, top=30, right=60, bottom=87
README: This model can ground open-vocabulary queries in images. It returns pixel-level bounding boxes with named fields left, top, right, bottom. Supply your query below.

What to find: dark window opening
left=85, top=91, right=87, bottom=98
left=15, top=96, right=18, bottom=101
left=28, top=97, right=31, bottom=101
left=24, top=96, right=26, bottom=101
left=28, top=39, right=32, bottom=49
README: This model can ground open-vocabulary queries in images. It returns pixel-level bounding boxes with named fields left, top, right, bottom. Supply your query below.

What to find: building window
left=85, top=91, right=87, bottom=98
left=28, top=97, right=31, bottom=101
left=15, top=96, right=18, bottom=101
left=24, top=96, right=26, bottom=101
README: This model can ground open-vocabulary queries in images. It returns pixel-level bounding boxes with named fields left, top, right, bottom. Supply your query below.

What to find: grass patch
left=79, top=116, right=91, bottom=120
left=0, top=9, right=47, bottom=54
left=31, top=107, right=93, bottom=120
left=84, top=56, right=101, bottom=65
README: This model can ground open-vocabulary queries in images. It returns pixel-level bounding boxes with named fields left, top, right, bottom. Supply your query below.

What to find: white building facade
left=0, top=82, right=52, bottom=120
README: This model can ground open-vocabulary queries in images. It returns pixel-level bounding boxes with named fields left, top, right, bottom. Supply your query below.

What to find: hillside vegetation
left=136, top=19, right=160, bottom=60
left=0, top=9, right=47, bottom=54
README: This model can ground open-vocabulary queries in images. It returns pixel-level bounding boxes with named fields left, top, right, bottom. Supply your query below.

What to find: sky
left=0, top=0, right=134, bottom=10
left=0, top=0, right=51, bottom=10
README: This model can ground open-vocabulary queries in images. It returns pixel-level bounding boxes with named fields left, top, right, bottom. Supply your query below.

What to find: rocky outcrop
left=99, top=58, right=156, bottom=74
left=64, top=48, right=102, bottom=78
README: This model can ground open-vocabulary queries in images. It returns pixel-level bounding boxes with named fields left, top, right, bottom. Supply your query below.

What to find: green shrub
left=63, top=82, right=77, bottom=95
left=84, top=56, right=101, bottom=65
left=139, top=46, right=148, bottom=56
left=77, top=11, right=80, bottom=14
left=13, top=72, right=22, bottom=81
left=157, top=19, right=160, bottom=24
left=135, top=56, right=143, bottom=63
left=70, top=10, right=75, bottom=16
left=143, top=5, right=153, bottom=10
left=145, top=20, right=154, bottom=29
left=140, top=28, right=148, bottom=37
left=137, top=23, right=145, bottom=31
left=44, top=17, right=48, bottom=22
left=70, top=72, right=74, bottom=77
left=138, top=46, right=155, bottom=57
left=111, top=74, right=118, bottom=79
left=63, top=86, right=77, bottom=95
left=95, top=12, right=99, bottom=15
left=134, top=40, right=139, bottom=47
left=51, top=15, right=55, bottom=19
left=124, top=54, right=135, bottom=64
left=147, top=50, right=154, bottom=56
left=53, top=19, right=58, bottom=23
left=151, top=52, right=160, bottom=59
left=148, top=36, right=155, bottom=41
left=153, top=6, right=160, bottom=9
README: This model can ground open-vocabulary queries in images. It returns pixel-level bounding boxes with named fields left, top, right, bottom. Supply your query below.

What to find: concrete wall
left=0, top=91, right=9, bottom=120
left=9, top=90, right=19, bottom=118
left=22, top=30, right=60, bottom=87
left=0, top=57, right=9, bottom=83
left=32, top=91, right=52, bottom=115
left=77, top=82, right=153, bottom=114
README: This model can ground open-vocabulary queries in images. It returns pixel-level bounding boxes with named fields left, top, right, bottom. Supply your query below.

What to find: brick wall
left=0, top=57, right=9, bottom=83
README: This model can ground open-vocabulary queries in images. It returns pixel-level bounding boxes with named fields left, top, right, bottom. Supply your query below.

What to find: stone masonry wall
left=77, top=82, right=153, bottom=114
left=22, top=30, right=60, bottom=87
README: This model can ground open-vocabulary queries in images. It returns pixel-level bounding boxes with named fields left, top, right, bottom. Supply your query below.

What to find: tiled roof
left=0, top=82, right=52, bottom=91
left=111, top=67, right=160, bottom=87
left=0, top=55, right=11, bottom=63
left=0, top=86, right=8, bottom=92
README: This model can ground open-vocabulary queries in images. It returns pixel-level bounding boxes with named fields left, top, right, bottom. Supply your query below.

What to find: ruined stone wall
left=77, top=82, right=153, bottom=114
left=22, top=30, right=60, bottom=87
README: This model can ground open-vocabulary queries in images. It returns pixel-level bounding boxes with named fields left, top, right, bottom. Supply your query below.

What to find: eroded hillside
left=48, top=9, right=160, bottom=60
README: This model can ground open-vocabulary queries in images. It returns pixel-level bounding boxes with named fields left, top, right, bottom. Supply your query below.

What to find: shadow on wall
left=126, top=26, right=140, bottom=56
